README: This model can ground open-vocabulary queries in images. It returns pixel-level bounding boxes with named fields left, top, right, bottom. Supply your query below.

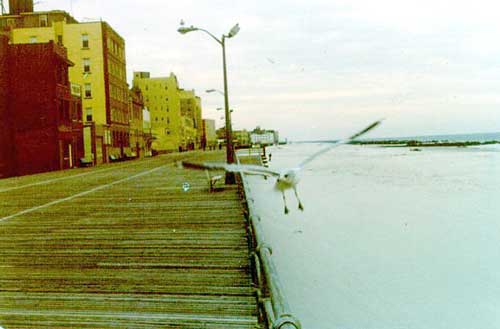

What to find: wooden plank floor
left=0, top=151, right=261, bottom=328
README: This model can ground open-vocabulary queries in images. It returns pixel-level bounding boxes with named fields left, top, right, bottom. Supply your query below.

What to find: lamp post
left=178, top=23, right=239, bottom=184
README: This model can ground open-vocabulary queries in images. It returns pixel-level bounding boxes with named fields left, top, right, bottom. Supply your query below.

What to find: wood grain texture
left=0, top=151, right=262, bottom=328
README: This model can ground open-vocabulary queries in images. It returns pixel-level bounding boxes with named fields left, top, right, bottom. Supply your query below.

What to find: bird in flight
left=181, top=120, right=382, bottom=214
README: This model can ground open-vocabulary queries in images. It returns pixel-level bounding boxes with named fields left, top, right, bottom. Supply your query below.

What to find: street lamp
left=216, top=107, right=233, bottom=113
left=178, top=22, right=240, bottom=184
left=206, top=88, right=225, bottom=96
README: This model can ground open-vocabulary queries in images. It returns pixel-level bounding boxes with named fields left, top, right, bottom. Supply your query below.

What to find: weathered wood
left=0, top=151, right=263, bottom=328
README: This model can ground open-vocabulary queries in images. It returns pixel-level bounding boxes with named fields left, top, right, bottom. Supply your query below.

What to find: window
left=29, top=36, right=37, bottom=43
left=85, top=107, right=93, bottom=121
left=83, top=58, right=91, bottom=73
left=60, top=99, right=69, bottom=121
left=84, top=83, right=92, bottom=98
left=81, top=34, right=89, bottom=48
left=39, top=15, right=48, bottom=27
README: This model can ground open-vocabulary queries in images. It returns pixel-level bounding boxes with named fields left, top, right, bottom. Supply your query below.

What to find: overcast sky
left=28, top=0, right=500, bottom=140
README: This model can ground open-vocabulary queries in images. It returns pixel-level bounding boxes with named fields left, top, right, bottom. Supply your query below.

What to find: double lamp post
left=178, top=22, right=240, bottom=184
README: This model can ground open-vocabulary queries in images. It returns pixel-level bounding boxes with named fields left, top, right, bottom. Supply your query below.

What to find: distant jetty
left=351, top=139, right=500, bottom=148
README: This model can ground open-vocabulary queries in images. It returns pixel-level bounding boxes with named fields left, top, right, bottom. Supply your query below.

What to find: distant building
left=233, top=130, right=251, bottom=148
left=128, top=87, right=146, bottom=158
left=133, top=72, right=203, bottom=152
left=1, top=4, right=130, bottom=164
left=215, top=127, right=251, bottom=148
left=202, top=119, right=217, bottom=150
left=179, top=89, right=202, bottom=150
left=250, top=126, right=278, bottom=145
left=250, top=132, right=275, bottom=145
left=0, top=35, right=83, bottom=177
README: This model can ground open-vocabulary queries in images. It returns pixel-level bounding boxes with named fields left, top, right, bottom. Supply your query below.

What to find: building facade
left=179, top=89, right=203, bottom=150
left=128, top=87, right=146, bottom=158
left=133, top=72, right=203, bottom=152
left=0, top=36, right=83, bottom=178
left=1, top=5, right=130, bottom=164
left=202, top=119, right=217, bottom=150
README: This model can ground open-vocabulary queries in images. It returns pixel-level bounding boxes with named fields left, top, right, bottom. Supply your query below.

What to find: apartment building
left=1, top=2, right=129, bottom=163
left=133, top=72, right=203, bottom=152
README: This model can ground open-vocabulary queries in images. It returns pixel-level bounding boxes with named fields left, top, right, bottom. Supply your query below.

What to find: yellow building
left=179, top=89, right=203, bottom=150
left=203, top=119, right=217, bottom=150
left=1, top=8, right=129, bottom=164
left=233, top=130, right=251, bottom=147
left=133, top=72, right=203, bottom=152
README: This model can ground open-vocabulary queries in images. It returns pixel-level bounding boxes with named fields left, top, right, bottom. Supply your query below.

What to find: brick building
left=0, top=35, right=83, bottom=178
left=1, top=2, right=130, bottom=164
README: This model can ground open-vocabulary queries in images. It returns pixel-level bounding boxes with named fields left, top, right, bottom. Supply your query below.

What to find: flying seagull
left=181, top=120, right=382, bottom=214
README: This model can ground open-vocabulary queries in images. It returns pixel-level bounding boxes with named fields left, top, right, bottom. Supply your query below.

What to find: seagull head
left=276, top=169, right=299, bottom=187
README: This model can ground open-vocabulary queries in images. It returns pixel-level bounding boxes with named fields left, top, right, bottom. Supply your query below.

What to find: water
left=375, top=132, right=500, bottom=143
left=244, top=144, right=500, bottom=329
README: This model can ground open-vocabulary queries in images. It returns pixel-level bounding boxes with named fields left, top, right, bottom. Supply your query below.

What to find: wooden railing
left=237, top=151, right=301, bottom=329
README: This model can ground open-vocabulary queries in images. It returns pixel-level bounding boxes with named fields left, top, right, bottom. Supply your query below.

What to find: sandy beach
left=244, top=143, right=500, bottom=329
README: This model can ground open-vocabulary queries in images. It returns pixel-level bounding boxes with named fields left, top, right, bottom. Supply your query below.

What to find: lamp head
left=227, top=23, right=240, bottom=38
left=178, top=26, right=198, bottom=34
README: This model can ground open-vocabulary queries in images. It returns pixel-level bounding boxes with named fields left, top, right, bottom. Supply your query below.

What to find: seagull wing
left=297, top=119, right=383, bottom=169
left=180, top=161, right=280, bottom=177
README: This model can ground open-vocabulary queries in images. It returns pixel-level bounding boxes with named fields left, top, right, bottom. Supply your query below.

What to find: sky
left=20, top=0, right=500, bottom=140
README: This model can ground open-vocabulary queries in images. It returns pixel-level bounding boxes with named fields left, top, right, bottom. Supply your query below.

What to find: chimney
left=8, top=0, right=34, bottom=15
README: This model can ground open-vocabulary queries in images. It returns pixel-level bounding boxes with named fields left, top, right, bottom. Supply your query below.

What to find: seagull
left=181, top=120, right=382, bottom=214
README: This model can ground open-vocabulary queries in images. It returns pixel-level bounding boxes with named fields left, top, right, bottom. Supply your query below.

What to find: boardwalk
left=0, top=152, right=261, bottom=328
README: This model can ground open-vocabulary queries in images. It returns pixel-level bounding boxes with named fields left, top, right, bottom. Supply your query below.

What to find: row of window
left=144, top=84, right=169, bottom=91
left=145, top=95, right=169, bottom=102
left=83, top=82, right=128, bottom=103
left=108, top=37, right=125, bottom=59
left=111, top=107, right=129, bottom=124
left=110, top=84, right=128, bottom=103
left=28, top=33, right=89, bottom=48
left=154, top=117, right=170, bottom=124
left=109, top=60, right=126, bottom=79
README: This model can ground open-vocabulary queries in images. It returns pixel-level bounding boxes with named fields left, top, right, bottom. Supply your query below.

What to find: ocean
left=243, top=143, right=500, bottom=329
left=376, top=132, right=500, bottom=143
left=304, top=131, right=500, bottom=144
